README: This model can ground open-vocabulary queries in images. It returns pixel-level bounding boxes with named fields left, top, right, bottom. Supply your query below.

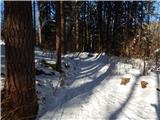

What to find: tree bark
left=33, top=1, right=36, bottom=45
left=75, top=3, right=80, bottom=51
left=105, top=2, right=111, bottom=52
left=2, top=1, right=38, bottom=120
left=63, top=12, right=67, bottom=54
left=38, top=2, right=42, bottom=45
left=75, top=13, right=79, bottom=51
left=56, top=1, right=63, bottom=72
left=97, top=1, right=103, bottom=51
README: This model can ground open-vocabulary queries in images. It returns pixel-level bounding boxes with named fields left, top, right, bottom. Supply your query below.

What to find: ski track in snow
left=37, top=53, right=160, bottom=120
left=1, top=44, right=160, bottom=120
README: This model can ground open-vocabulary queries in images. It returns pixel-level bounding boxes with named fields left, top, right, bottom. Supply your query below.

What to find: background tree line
left=34, top=1, right=159, bottom=59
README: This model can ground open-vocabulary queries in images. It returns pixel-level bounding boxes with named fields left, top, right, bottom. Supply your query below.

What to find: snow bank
left=1, top=49, right=159, bottom=120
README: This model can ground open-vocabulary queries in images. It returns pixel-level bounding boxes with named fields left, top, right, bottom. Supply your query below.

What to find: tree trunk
left=63, top=14, right=67, bottom=54
left=97, top=1, right=103, bottom=51
left=105, top=2, right=111, bottom=52
left=33, top=1, right=36, bottom=45
left=38, top=2, right=42, bottom=45
left=75, top=4, right=80, bottom=51
left=2, top=1, right=38, bottom=120
left=56, top=1, right=63, bottom=72
left=75, top=14, right=79, bottom=51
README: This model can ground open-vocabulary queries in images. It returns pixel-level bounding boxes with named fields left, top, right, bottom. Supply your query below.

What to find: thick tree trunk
left=56, top=1, right=63, bottom=72
left=2, top=1, right=38, bottom=120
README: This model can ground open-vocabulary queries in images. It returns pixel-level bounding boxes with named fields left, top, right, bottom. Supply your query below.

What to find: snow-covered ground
left=1, top=43, right=160, bottom=120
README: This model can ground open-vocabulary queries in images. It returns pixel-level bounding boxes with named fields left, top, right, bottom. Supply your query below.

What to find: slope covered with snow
left=1, top=46, right=160, bottom=120
left=35, top=52, right=160, bottom=120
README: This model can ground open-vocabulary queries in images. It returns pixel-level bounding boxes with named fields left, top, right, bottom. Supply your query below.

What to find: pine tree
left=56, top=1, right=63, bottom=72
left=38, top=2, right=42, bottom=45
left=2, top=2, right=38, bottom=119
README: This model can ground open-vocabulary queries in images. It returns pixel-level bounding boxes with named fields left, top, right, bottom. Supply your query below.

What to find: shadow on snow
left=39, top=54, right=118, bottom=118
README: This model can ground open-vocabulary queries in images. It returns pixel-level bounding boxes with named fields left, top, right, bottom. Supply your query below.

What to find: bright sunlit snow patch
left=37, top=53, right=160, bottom=120
left=0, top=48, right=159, bottom=120
left=0, top=40, right=5, bottom=45
left=129, top=69, right=142, bottom=76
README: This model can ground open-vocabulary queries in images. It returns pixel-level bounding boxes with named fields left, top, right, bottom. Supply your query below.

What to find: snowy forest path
left=38, top=54, right=160, bottom=120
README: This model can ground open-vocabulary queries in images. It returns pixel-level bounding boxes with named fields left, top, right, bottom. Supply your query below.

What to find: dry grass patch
left=120, top=77, right=130, bottom=85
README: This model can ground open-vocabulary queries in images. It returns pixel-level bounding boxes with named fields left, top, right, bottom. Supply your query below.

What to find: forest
left=0, top=1, right=160, bottom=120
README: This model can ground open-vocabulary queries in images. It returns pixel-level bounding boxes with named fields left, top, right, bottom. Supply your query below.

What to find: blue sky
left=153, top=1, right=160, bottom=22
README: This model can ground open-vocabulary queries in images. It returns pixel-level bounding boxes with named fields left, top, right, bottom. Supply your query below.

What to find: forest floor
left=1, top=43, right=160, bottom=120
